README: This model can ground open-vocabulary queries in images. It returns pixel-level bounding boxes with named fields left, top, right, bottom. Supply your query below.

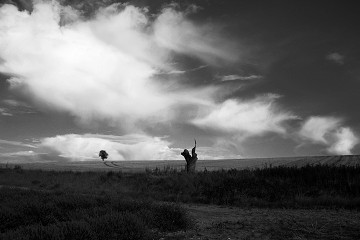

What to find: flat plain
left=5, top=154, right=360, bottom=172
left=1, top=155, right=360, bottom=239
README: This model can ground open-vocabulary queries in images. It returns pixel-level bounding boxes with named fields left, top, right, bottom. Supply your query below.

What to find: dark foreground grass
left=134, top=165, right=360, bottom=209
left=1, top=164, right=360, bottom=210
left=0, top=187, right=192, bottom=240
left=1, top=164, right=360, bottom=239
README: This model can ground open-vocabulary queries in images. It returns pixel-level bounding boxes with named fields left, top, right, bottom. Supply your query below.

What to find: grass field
left=3, top=154, right=360, bottom=172
left=1, top=156, right=360, bottom=239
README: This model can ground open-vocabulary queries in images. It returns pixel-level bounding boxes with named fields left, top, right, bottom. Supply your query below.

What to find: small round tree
left=99, top=150, right=108, bottom=161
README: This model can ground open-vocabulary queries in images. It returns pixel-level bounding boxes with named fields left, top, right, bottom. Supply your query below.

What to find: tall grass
left=1, top=164, right=360, bottom=209
left=0, top=188, right=193, bottom=240
left=128, top=165, right=360, bottom=208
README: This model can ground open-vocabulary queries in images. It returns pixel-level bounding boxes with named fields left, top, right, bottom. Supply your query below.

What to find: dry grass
left=1, top=164, right=360, bottom=239
left=181, top=204, right=360, bottom=240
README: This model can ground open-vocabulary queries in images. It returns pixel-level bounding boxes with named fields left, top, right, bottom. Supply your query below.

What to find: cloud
left=0, top=150, right=36, bottom=157
left=220, top=74, right=263, bottom=82
left=328, top=127, right=359, bottom=155
left=299, top=116, right=340, bottom=144
left=41, top=133, right=247, bottom=161
left=0, top=107, right=12, bottom=116
left=298, top=116, right=358, bottom=154
left=191, top=94, right=297, bottom=137
left=165, top=65, right=208, bottom=75
left=153, top=7, right=239, bottom=65
left=3, top=0, right=33, bottom=12
left=0, top=2, right=235, bottom=130
left=1, top=99, right=37, bottom=115
left=0, top=139, right=37, bottom=148
left=195, top=146, right=243, bottom=160
left=0, top=1, right=312, bottom=159
left=326, top=52, right=344, bottom=65
left=40, top=133, right=180, bottom=160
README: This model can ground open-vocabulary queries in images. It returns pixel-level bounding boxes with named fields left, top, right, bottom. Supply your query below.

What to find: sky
left=0, top=0, right=360, bottom=162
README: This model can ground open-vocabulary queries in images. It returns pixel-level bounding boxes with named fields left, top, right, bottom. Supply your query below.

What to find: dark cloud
left=2, top=0, right=33, bottom=12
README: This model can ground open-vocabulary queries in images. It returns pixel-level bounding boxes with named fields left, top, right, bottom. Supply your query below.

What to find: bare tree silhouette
left=181, top=139, right=198, bottom=172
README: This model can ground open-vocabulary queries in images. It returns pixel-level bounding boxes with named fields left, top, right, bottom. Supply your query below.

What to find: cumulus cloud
left=41, top=133, right=180, bottom=160
left=0, top=1, right=308, bottom=160
left=191, top=94, right=297, bottom=137
left=299, top=116, right=358, bottom=154
left=0, top=2, right=230, bottom=129
left=299, top=116, right=340, bottom=144
left=328, top=127, right=359, bottom=155
left=326, top=52, right=344, bottom=65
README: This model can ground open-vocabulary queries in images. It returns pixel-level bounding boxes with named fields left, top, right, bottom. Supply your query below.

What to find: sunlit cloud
left=0, top=2, right=235, bottom=131
left=328, top=127, right=359, bottom=155
left=299, top=116, right=340, bottom=144
left=0, top=150, right=36, bottom=157
left=1, top=1, right=345, bottom=160
left=41, top=133, right=180, bottom=161
left=191, top=94, right=297, bottom=137
left=298, top=116, right=358, bottom=154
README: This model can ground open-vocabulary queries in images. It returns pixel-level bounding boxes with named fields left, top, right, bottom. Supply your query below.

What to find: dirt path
left=164, top=204, right=360, bottom=240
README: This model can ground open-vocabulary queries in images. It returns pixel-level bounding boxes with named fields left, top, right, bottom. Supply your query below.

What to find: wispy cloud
left=220, top=74, right=263, bottom=82
left=0, top=150, right=36, bottom=157
left=326, top=52, right=344, bottom=65
left=1, top=99, right=37, bottom=115
left=153, top=7, right=239, bottom=65
left=298, top=116, right=358, bottom=154
left=165, top=65, right=208, bottom=75
left=0, top=107, right=12, bottom=116
left=0, top=139, right=37, bottom=148
left=3, top=99, right=28, bottom=107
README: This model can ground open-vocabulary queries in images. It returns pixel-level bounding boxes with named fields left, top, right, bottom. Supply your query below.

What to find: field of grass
left=1, top=160, right=360, bottom=239
left=4, top=154, right=359, bottom=172
left=0, top=187, right=192, bottom=240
